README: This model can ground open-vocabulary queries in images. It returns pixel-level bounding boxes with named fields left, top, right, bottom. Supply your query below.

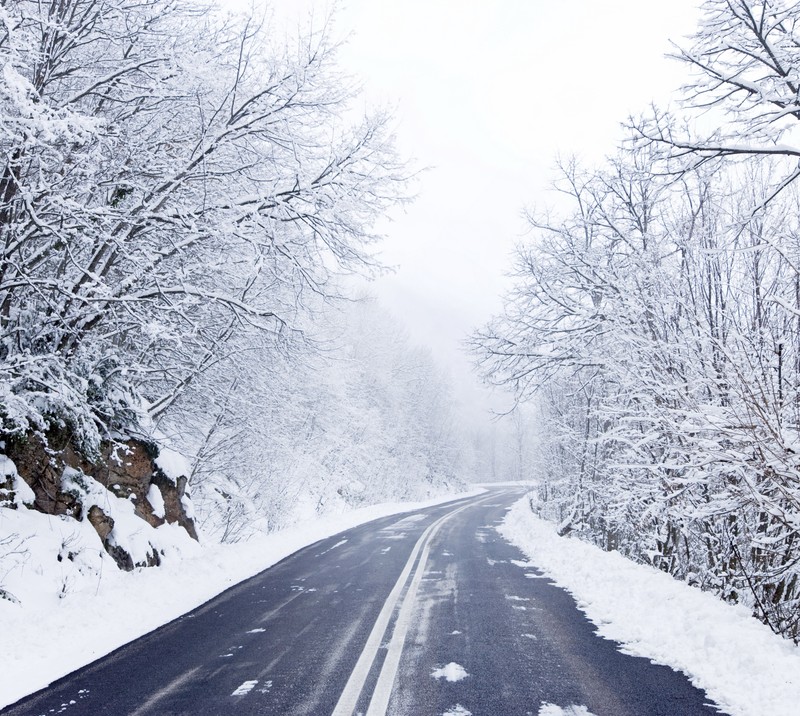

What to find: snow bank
left=500, top=497, right=800, bottom=716
left=0, top=488, right=484, bottom=709
left=0, top=507, right=111, bottom=605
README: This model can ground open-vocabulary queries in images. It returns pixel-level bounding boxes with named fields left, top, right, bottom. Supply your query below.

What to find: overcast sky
left=271, top=0, right=702, bottom=420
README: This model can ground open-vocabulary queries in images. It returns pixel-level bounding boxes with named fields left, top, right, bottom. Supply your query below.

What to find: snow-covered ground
left=500, top=497, right=800, bottom=716
left=0, top=489, right=483, bottom=710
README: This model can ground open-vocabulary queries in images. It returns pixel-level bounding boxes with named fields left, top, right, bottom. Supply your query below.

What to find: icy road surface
left=1, top=489, right=720, bottom=715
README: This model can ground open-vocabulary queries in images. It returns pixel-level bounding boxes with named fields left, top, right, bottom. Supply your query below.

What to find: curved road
left=3, top=489, right=723, bottom=716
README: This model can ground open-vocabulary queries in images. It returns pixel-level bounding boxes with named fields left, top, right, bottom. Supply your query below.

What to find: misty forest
left=4, top=2, right=800, bottom=712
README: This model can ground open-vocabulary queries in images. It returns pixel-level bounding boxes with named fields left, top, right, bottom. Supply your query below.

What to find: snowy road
left=2, top=489, right=721, bottom=716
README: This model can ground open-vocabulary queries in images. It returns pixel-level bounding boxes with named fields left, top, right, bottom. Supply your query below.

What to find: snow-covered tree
left=0, top=0, right=407, bottom=455
left=635, top=0, right=800, bottom=201
left=474, top=145, right=800, bottom=639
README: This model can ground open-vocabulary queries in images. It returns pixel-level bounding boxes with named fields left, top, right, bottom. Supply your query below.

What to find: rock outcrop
left=3, top=430, right=197, bottom=570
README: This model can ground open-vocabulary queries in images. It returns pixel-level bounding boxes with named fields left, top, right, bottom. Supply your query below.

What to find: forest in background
left=474, top=0, right=800, bottom=641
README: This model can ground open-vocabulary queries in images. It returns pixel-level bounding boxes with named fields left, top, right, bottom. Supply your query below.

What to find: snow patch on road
left=539, top=704, right=596, bottom=716
left=231, top=680, right=258, bottom=696
left=501, top=497, right=800, bottom=716
left=442, top=705, right=472, bottom=716
left=431, top=662, right=469, bottom=682
left=389, top=514, right=426, bottom=527
left=316, top=538, right=347, bottom=556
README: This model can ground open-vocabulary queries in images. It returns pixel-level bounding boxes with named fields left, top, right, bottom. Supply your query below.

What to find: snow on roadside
left=0, top=488, right=484, bottom=710
left=500, top=497, right=800, bottom=716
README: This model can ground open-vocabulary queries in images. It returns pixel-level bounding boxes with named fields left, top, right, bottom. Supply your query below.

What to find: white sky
left=265, top=0, right=702, bottom=421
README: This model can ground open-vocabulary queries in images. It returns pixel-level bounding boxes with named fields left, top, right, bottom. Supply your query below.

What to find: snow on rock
left=3, top=434, right=198, bottom=546
left=180, top=493, right=195, bottom=520
left=0, top=455, right=34, bottom=508
left=146, top=484, right=166, bottom=520
left=152, top=443, right=197, bottom=531
left=0, top=454, right=15, bottom=478
left=61, top=467, right=198, bottom=570
left=0, top=488, right=485, bottom=709
left=501, top=497, right=800, bottom=716
left=154, top=446, right=190, bottom=484
left=11, top=472, right=35, bottom=508
left=431, top=662, right=469, bottom=682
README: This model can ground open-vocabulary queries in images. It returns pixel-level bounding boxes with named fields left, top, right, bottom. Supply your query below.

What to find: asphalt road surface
left=3, top=488, right=724, bottom=716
